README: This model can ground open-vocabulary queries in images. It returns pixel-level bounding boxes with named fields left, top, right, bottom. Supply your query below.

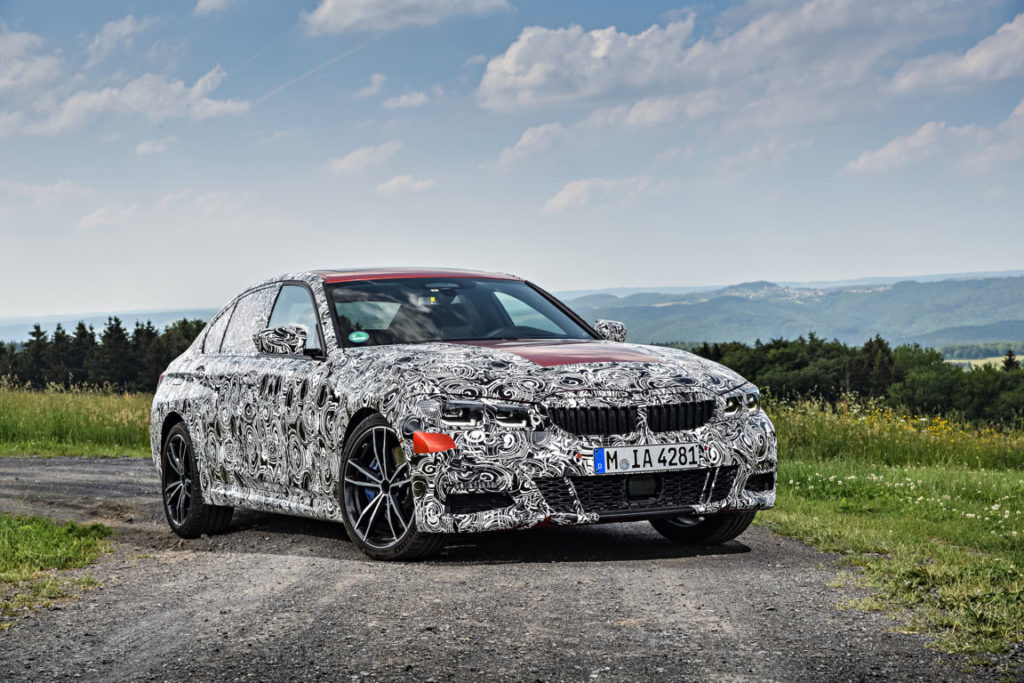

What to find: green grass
left=764, top=400, right=1024, bottom=655
left=0, top=382, right=151, bottom=457
left=0, top=513, right=111, bottom=628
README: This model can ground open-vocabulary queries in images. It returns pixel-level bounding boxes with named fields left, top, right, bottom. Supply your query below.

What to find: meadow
left=0, top=386, right=1021, bottom=655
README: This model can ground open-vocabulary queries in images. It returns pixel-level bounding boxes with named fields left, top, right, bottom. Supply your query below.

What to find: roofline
left=311, top=268, right=523, bottom=284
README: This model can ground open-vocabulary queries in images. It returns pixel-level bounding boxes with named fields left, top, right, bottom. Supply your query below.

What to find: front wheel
left=650, top=511, right=756, bottom=545
left=161, top=422, right=233, bottom=538
left=339, top=415, right=446, bottom=561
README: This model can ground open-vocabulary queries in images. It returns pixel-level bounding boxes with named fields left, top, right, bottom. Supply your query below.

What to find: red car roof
left=313, top=268, right=522, bottom=284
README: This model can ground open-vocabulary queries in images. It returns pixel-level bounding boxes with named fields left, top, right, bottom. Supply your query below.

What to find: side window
left=202, top=304, right=234, bottom=354
left=268, top=284, right=323, bottom=350
left=221, top=287, right=275, bottom=355
left=493, top=292, right=562, bottom=334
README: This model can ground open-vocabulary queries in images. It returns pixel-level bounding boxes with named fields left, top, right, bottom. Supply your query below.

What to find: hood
left=334, top=339, right=750, bottom=404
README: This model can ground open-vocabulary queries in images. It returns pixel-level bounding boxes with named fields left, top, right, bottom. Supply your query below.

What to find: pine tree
left=89, top=317, right=132, bottom=389
left=46, top=324, right=71, bottom=387
left=67, top=322, right=96, bottom=385
left=1003, top=349, right=1021, bottom=372
left=19, top=324, right=50, bottom=387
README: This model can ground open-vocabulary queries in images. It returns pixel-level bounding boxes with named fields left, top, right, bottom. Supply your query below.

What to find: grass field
left=763, top=399, right=1024, bottom=656
left=0, top=514, right=110, bottom=629
left=946, top=356, right=1008, bottom=369
left=0, top=382, right=150, bottom=457
left=0, top=387, right=1021, bottom=655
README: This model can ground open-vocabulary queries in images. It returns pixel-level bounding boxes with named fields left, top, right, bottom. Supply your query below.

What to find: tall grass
left=765, top=398, right=1024, bottom=657
left=772, top=397, right=1024, bottom=470
left=0, top=380, right=150, bottom=457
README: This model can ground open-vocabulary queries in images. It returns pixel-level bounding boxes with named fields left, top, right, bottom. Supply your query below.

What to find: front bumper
left=397, top=392, right=777, bottom=534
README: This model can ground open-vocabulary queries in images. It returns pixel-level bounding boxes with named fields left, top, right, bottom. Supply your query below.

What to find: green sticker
left=348, top=331, right=370, bottom=344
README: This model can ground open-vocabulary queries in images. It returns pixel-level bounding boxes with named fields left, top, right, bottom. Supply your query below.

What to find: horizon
left=2, top=1, right=1022, bottom=318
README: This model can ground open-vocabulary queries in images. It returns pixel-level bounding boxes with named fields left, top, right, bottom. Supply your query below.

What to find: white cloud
left=382, top=91, right=428, bottom=109
left=86, top=14, right=154, bottom=67
left=135, top=136, right=177, bottom=155
left=376, top=174, right=435, bottom=197
left=5, top=66, right=249, bottom=137
left=846, top=121, right=981, bottom=172
left=355, top=73, right=387, bottom=98
left=328, top=140, right=403, bottom=174
left=721, top=137, right=814, bottom=173
left=303, top=0, right=509, bottom=35
left=892, top=13, right=1024, bottom=92
left=478, top=18, right=697, bottom=111
left=477, top=1, right=986, bottom=124
left=464, top=54, right=487, bottom=67
left=0, top=179, right=92, bottom=208
left=542, top=176, right=664, bottom=213
left=194, top=0, right=230, bottom=16
left=77, top=203, right=137, bottom=231
left=497, top=91, right=722, bottom=165
left=0, top=29, right=61, bottom=93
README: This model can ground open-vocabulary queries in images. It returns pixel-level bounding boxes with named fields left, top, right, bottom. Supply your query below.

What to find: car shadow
left=194, top=509, right=751, bottom=564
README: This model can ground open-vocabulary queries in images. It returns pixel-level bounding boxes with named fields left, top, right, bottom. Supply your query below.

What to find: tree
left=46, top=324, right=71, bottom=387
left=1003, top=349, right=1021, bottom=372
left=67, top=322, right=96, bottom=385
left=18, top=325, right=50, bottom=387
left=88, top=317, right=132, bottom=389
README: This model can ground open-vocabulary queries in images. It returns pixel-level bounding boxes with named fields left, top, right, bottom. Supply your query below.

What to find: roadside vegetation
left=0, top=379, right=150, bottom=457
left=764, top=398, right=1023, bottom=656
left=0, top=514, right=110, bottom=629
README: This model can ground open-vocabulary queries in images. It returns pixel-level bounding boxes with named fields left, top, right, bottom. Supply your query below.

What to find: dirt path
left=0, top=457, right=1004, bottom=682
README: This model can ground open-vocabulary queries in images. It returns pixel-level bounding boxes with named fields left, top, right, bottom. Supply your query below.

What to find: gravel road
left=0, top=457, right=1010, bottom=682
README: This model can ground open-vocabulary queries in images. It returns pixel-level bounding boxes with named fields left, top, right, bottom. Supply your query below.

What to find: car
left=150, top=268, right=777, bottom=560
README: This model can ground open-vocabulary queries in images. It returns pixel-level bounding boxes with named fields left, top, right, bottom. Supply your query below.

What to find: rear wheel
left=161, top=422, right=233, bottom=538
left=650, top=511, right=756, bottom=545
left=339, top=415, right=445, bottom=561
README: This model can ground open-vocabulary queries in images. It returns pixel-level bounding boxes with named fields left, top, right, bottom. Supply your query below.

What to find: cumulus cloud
left=477, top=0, right=985, bottom=121
left=0, top=179, right=92, bottom=208
left=478, top=18, right=696, bottom=110
left=86, top=14, right=154, bottom=67
left=382, top=91, right=428, bottom=109
left=194, top=0, right=230, bottom=16
left=303, top=0, right=509, bottom=35
left=355, top=73, right=387, bottom=98
left=892, top=13, right=1024, bottom=92
left=376, top=174, right=435, bottom=197
left=3, top=66, right=249, bottom=137
left=497, top=91, right=722, bottom=165
left=0, top=29, right=62, bottom=93
left=328, top=140, right=403, bottom=174
left=135, top=136, right=177, bottom=155
left=542, top=176, right=664, bottom=213
left=847, top=122, right=967, bottom=172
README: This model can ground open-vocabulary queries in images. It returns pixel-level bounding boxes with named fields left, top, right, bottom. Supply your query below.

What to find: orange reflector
left=412, top=431, right=456, bottom=454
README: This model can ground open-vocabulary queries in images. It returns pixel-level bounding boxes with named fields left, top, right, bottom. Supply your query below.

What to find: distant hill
left=565, top=276, right=1024, bottom=346
left=0, top=309, right=217, bottom=342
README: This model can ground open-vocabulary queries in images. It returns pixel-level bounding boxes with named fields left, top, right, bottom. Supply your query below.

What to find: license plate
left=592, top=444, right=701, bottom=475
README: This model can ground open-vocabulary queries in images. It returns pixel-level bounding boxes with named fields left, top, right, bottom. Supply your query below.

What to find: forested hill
left=565, top=276, right=1024, bottom=346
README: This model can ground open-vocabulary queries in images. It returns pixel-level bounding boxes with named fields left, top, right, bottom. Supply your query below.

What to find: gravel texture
left=0, top=457, right=1010, bottom=682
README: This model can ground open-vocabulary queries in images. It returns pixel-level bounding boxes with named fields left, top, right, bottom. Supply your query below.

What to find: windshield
left=327, top=278, right=594, bottom=347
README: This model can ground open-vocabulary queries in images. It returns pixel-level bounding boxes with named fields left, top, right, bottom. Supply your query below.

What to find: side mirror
left=254, top=325, right=308, bottom=355
left=594, top=319, right=627, bottom=343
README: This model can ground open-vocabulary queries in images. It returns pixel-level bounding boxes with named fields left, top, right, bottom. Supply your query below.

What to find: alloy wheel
left=342, top=426, right=414, bottom=550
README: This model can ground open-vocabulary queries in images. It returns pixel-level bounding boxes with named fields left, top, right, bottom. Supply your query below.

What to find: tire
left=650, top=510, right=756, bottom=545
left=161, top=422, right=233, bottom=538
left=339, top=414, right=446, bottom=561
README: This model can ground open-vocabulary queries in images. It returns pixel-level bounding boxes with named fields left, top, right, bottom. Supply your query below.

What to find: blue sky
left=1, top=0, right=1022, bottom=317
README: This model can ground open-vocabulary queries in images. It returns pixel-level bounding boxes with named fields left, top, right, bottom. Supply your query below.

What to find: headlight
left=440, top=400, right=484, bottom=427
left=493, top=405, right=530, bottom=428
left=724, top=387, right=760, bottom=416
